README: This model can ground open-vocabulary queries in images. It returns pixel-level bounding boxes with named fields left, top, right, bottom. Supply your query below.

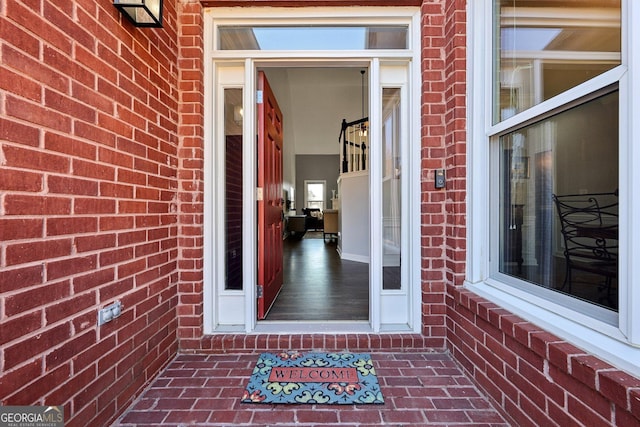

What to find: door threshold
left=254, top=321, right=373, bottom=334
left=210, top=322, right=415, bottom=334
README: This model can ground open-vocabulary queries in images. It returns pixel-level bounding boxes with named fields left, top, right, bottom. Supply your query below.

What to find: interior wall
left=264, top=67, right=367, bottom=207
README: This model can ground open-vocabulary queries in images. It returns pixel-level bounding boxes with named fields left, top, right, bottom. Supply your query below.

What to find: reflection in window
left=218, top=26, right=408, bottom=50
left=494, top=1, right=620, bottom=122
left=382, top=88, right=402, bottom=291
left=499, top=90, right=618, bottom=311
left=224, top=89, right=243, bottom=290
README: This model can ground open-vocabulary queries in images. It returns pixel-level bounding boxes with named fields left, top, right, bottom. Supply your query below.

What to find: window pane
left=305, top=181, right=325, bottom=211
left=494, top=1, right=621, bottom=122
left=382, top=88, right=402, bottom=291
left=498, top=90, right=618, bottom=311
left=219, top=26, right=408, bottom=50
left=307, top=183, right=324, bottom=201
left=224, top=89, right=243, bottom=290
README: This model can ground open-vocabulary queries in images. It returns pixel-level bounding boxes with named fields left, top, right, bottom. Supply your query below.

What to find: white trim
left=242, top=59, right=257, bottom=333
left=621, top=0, right=640, bottom=345
left=466, top=0, right=491, bottom=284
left=202, top=20, right=215, bottom=334
left=203, top=7, right=421, bottom=334
left=467, top=0, right=640, bottom=375
left=339, top=253, right=370, bottom=264
left=370, top=58, right=382, bottom=332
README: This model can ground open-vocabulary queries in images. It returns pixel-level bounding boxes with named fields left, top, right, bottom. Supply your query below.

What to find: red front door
left=257, top=71, right=284, bottom=319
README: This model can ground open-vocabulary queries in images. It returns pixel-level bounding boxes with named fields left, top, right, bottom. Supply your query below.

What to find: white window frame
left=466, top=1, right=640, bottom=377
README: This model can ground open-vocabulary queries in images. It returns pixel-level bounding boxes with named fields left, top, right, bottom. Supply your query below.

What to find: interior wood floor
left=265, top=233, right=369, bottom=321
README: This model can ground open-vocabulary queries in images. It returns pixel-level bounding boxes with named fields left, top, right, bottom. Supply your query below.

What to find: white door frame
left=203, top=7, right=421, bottom=334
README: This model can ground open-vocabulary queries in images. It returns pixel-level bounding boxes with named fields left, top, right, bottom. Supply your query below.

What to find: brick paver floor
left=114, top=351, right=511, bottom=426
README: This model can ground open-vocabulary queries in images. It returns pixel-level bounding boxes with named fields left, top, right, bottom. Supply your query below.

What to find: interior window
left=304, top=180, right=325, bottom=211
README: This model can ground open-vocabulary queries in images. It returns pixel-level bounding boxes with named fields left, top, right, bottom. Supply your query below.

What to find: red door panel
left=257, top=71, right=284, bottom=320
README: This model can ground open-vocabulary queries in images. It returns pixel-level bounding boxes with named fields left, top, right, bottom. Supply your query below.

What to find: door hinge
left=256, top=187, right=263, bottom=201
left=257, top=90, right=263, bottom=104
left=257, top=285, right=263, bottom=298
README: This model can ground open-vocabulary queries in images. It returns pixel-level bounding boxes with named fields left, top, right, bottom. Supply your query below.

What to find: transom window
left=218, top=25, right=408, bottom=50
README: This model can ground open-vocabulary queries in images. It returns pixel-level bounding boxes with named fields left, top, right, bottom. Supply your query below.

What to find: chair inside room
left=552, top=192, right=618, bottom=303
left=322, top=209, right=339, bottom=242
left=302, top=208, right=323, bottom=231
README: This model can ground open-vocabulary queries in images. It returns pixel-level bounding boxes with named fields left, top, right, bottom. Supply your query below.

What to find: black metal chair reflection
left=552, top=192, right=618, bottom=302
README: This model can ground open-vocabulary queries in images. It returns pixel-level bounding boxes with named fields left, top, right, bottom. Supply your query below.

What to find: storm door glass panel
left=494, top=0, right=621, bottom=123
left=498, top=89, right=618, bottom=311
left=382, top=88, right=402, bottom=290
left=224, top=89, right=243, bottom=290
left=218, top=26, right=408, bottom=50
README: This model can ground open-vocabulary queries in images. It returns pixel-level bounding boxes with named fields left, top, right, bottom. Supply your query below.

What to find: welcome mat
left=241, top=352, right=384, bottom=404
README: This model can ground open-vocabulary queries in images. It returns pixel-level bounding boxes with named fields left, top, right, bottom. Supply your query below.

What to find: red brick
left=45, top=292, right=96, bottom=324
left=3, top=145, right=69, bottom=175
left=4, top=322, right=72, bottom=370
left=45, top=330, right=96, bottom=370
left=0, top=218, right=43, bottom=240
left=75, top=233, right=117, bottom=252
left=4, top=280, right=70, bottom=317
left=72, top=158, right=116, bottom=181
left=48, top=175, right=99, bottom=196
left=72, top=267, right=115, bottom=293
left=3, top=47, right=65, bottom=96
left=6, top=363, right=72, bottom=406
left=46, top=255, right=97, bottom=281
left=6, top=95, right=72, bottom=133
left=631, top=388, right=640, bottom=418
left=46, top=216, right=98, bottom=236
left=0, top=168, right=43, bottom=192
left=0, top=117, right=40, bottom=146
left=3, top=194, right=72, bottom=216
left=0, top=359, right=42, bottom=401
left=44, top=131, right=96, bottom=160
left=0, top=311, right=42, bottom=346
left=598, top=370, right=640, bottom=411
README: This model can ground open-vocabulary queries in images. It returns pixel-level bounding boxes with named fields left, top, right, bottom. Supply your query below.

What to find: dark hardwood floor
left=265, top=233, right=369, bottom=321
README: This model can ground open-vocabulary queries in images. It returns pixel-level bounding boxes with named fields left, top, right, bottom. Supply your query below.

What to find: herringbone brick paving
left=114, top=352, right=511, bottom=426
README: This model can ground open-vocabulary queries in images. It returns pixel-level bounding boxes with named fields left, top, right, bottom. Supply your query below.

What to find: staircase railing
left=338, top=117, right=369, bottom=174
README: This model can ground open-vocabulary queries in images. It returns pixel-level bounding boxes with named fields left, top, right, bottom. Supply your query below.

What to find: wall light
left=114, top=0, right=163, bottom=28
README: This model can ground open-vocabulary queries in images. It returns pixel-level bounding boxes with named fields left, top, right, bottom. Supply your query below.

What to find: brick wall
left=175, top=0, right=205, bottom=351
left=2, top=1, right=639, bottom=427
left=419, top=0, right=450, bottom=346
left=435, top=2, right=640, bottom=426
left=447, top=286, right=640, bottom=426
left=0, top=1, right=182, bottom=425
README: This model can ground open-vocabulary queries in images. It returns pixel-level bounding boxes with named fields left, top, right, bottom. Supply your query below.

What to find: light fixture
left=234, top=105, right=243, bottom=124
left=359, top=69, right=368, bottom=137
left=114, top=0, right=163, bottom=28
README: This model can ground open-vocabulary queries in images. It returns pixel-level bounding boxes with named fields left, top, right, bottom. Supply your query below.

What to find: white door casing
left=203, top=7, right=421, bottom=333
